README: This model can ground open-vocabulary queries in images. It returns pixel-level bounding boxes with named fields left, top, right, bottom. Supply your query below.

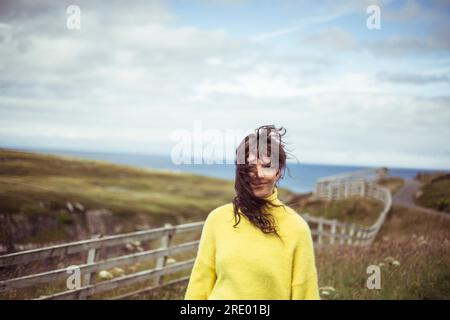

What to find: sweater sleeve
left=184, top=213, right=217, bottom=300
left=291, top=221, right=320, bottom=300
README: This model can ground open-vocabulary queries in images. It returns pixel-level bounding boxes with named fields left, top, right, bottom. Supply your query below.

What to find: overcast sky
left=0, top=0, right=449, bottom=170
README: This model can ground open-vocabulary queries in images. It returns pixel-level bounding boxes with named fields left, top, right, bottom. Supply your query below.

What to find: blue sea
left=9, top=147, right=447, bottom=193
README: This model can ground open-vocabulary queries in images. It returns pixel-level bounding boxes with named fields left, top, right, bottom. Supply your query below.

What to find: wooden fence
left=0, top=222, right=203, bottom=300
left=0, top=168, right=391, bottom=299
left=308, top=167, right=392, bottom=246
left=314, top=167, right=388, bottom=201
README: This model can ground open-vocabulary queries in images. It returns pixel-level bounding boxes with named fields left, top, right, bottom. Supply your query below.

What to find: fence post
left=347, top=224, right=355, bottom=245
left=155, top=223, right=173, bottom=286
left=80, top=234, right=102, bottom=300
left=355, top=229, right=362, bottom=245
left=340, top=224, right=346, bottom=245
left=360, top=180, right=366, bottom=197
left=314, top=183, right=320, bottom=199
left=361, top=230, right=369, bottom=246
left=317, top=220, right=323, bottom=246
left=344, top=180, right=350, bottom=198
left=330, top=220, right=337, bottom=245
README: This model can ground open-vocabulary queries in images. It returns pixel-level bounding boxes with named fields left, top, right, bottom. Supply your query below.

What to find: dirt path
left=393, top=179, right=450, bottom=219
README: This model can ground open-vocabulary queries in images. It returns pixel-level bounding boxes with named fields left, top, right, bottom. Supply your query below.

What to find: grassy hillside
left=290, top=197, right=384, bottom=227
left=5, top=148, right=444, bottom=300
left=0, top=148, right=295, bottom=247
left=287, top=177, right=404, bottom=227
left=0, top=148, right=235, bottom=218
left=415, top=174, right=450, bottom=213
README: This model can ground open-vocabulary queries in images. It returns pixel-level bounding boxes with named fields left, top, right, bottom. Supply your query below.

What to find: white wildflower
left=320, top=286, right=336, bottom=292
left=113, top=267, right=125, bottom=276
left=132, top=240, right=141, bottom=247
left=384, top=257, right=395, bottom=264
left=98, top=270, right=113, bottom=280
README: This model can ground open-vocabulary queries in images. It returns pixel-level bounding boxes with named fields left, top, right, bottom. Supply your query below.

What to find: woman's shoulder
left=205, top=203, right=235, bottom=222
left=281, top=205, right=311, bottom=231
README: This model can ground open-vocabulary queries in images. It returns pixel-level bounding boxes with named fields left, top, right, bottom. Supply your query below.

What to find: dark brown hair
left=232, top=125, right=288, bottom=238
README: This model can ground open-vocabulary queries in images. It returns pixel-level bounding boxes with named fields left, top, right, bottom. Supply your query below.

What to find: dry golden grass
left=314, top=204, right=450, bottom=299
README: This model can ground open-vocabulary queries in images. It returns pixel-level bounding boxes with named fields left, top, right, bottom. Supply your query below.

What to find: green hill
left=0, top=148, right=296, bottom=249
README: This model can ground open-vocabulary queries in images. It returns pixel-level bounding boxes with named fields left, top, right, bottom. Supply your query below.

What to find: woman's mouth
left=251, top=182, right=267, bottom=188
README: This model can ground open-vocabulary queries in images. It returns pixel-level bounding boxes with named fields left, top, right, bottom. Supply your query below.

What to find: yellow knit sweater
left=184, top=188, right=320, bottom=300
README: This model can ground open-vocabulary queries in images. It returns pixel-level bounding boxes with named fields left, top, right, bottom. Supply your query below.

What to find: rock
left=0, top=244, right=7, bottom=254
left=85, top=209, right=113, bottom=235
left=66, top=202, right=74, bottom=213
left=74, top=202, right=85, bottom=212
left=0, top=213, right=60, bottom=248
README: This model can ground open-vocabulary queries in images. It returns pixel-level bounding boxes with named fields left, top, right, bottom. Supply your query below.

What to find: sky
left=0, top=0, right=449, bottom=170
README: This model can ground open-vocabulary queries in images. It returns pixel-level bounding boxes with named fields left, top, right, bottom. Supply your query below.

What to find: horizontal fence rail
left=0, top=241, right=199, bottom=292
left=308, top=167, right=392, bottom=246
left=0, top=222, right=203, bottom=268
left=0, top=168, right=392, bottom=299
left=0, top=222, right=203, bottom=300
left=36, top=260, right=195, bottom=300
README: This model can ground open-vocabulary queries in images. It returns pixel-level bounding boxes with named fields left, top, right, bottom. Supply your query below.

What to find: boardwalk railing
left=0, top=168, right=391, bottom=299
left=306, top=167, right=392, bottom=246
left=0, top=222, right=204, bottom=300
left=314, top=167, right=388, bottom=201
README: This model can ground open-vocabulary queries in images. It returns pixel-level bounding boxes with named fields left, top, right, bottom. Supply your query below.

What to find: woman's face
left=247, top=153, right=280, bottom=198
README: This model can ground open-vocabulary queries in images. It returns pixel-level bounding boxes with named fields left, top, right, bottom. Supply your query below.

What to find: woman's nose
left=256, top=165, right=265, bottom=178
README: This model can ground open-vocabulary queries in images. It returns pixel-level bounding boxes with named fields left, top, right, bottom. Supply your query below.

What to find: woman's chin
left=252, top=188, right=271, bottom=198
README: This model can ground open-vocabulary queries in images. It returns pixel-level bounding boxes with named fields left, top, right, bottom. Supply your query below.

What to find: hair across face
left=232, top=125, right=288, bottom=237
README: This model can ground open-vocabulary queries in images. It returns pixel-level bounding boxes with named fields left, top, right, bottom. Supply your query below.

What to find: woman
left=184, top=125, right=320, bottom=300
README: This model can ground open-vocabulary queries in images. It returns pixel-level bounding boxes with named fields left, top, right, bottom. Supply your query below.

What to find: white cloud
left=250, top=12, right=348, bottom=42
left=0, top=0, right=449, bottom=170
left=301, top=27, right=358, bottom=51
